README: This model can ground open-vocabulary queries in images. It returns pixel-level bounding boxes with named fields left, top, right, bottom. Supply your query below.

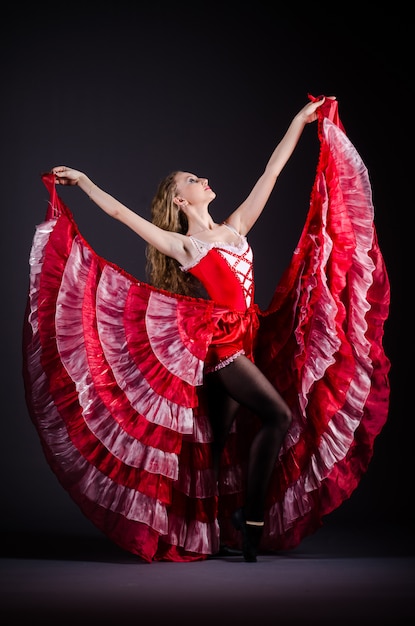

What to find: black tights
left=205, top=355, right=292, bottom=522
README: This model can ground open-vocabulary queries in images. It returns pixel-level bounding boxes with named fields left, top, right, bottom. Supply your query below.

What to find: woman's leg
left=208, top=355, right=292, bottom=521
left=204, top=374, right=241, bottom=480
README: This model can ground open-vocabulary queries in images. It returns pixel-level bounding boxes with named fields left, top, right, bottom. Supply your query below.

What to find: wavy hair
left=145, top=171, right=205, bottom=297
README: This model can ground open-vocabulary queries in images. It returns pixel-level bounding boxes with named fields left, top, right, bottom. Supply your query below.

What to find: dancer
left=23, top=95, right=390, bottom=563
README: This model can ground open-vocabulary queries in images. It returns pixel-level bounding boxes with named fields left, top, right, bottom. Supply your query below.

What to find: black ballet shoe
left=216, top=544, right=244, bottom=557
left=231, top=508, right=263, bottom=563
left=208, top=544, right=243, bottom=559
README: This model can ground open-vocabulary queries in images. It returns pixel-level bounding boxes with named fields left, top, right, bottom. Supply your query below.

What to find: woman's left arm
left=226, top=97, right=331, bottom=235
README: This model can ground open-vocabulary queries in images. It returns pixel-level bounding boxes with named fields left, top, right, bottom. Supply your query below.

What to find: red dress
left=22, top=97, right=391, bottom=562
left=182, top=224, right=259, bottom=372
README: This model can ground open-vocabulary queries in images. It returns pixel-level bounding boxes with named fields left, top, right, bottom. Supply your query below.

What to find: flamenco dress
left=22, top=96, right=391, bottom=562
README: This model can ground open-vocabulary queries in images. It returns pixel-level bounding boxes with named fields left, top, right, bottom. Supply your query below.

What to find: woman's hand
left=52, top=166, right=85, bottom=186
left=297, top=96, right=336, bottom=124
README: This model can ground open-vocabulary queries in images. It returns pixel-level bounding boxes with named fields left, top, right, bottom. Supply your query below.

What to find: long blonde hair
left=145, top=171, right=205, bottom=297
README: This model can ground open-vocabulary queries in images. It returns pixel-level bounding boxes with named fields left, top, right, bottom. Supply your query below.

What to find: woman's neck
left=187, top=219, right=217, bottom=237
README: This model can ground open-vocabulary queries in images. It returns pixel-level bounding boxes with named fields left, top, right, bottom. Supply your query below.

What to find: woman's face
left=174, top=172, right=216, bottom=207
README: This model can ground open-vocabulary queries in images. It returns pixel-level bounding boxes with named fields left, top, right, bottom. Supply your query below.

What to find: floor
left=1, top=519, right=414, bottom=626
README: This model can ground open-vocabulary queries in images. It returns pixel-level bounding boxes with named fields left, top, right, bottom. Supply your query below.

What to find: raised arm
left=225, top=97, right=330, bottom=236
left=51, top=167, right=192, bottom=263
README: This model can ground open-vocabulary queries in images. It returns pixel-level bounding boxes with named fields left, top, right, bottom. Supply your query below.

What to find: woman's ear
left=174, top=196, right=187, bottom=209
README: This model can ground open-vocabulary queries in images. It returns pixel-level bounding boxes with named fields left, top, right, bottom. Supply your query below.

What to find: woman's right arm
left=51, top=166, right=192, bottom=263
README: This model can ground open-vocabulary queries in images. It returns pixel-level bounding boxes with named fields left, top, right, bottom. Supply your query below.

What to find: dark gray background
left=1, top=3, right=412, bottom=542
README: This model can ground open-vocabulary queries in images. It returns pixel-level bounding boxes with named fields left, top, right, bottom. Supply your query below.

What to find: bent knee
left=264, top=403, right=292, bottom=431
left=280, top=406, right=292, bottom=432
